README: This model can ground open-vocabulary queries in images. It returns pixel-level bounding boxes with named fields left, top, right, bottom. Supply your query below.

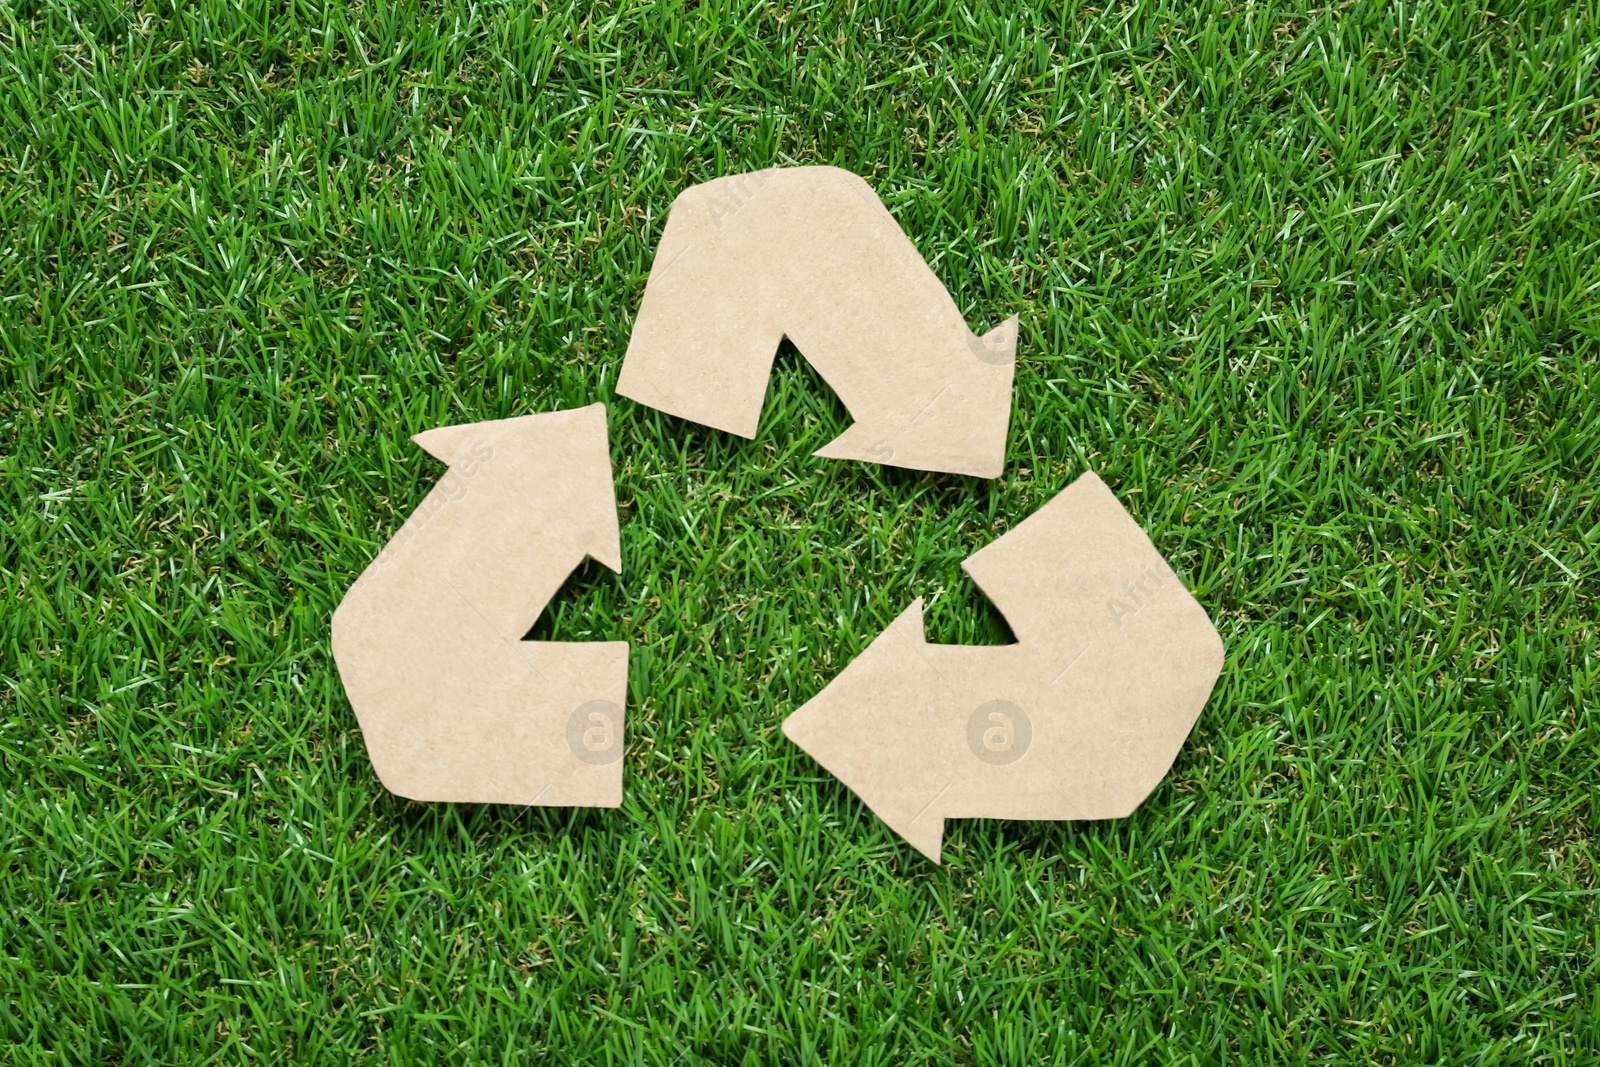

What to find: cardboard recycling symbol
left=332, top=167, right=1225, bottom=861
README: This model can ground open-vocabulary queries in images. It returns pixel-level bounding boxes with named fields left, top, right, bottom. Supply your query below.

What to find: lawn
left=3, top=0, right=1599, bottom=1062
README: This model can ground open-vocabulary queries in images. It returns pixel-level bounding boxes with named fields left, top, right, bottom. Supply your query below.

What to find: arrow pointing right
left=782, top=471, right=1225, bottom=863
left=616, top=166, right=1017, bottom=478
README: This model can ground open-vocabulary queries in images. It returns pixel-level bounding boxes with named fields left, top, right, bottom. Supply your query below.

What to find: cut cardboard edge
left=782, top=469, right=1227, bottom=865
left=334, top=402, right=630, bottom=809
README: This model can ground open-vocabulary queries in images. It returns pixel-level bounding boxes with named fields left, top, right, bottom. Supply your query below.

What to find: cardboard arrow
left=782, top=471, right=1224, bottom=862
left=616, top=166, right=1017, bottom=479
left=331, top=404, right=628, bottom=807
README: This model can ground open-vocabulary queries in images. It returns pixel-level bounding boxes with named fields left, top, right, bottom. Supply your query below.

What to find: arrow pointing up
left=616, top=166, right=1018, bottom=479
left=331, top=404, right=628, bottom=807
left=782, top=471, right=1224, bottom=862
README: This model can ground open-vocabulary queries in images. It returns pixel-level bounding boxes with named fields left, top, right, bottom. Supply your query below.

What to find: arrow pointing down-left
left=332, top=403, right=628, bottom=807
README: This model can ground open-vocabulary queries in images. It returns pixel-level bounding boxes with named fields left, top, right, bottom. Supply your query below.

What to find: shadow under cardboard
left=790, top=750, right=1181, bottom=875
left=381, top=789, right=630, bottom=841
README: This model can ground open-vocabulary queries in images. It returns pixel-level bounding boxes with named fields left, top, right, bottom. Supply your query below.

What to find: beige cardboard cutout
left=331, top=404, right=628, bottom=807
left=782, top=471, right=1224, bottom=862
left=616, top=166, right=1017, bottom=479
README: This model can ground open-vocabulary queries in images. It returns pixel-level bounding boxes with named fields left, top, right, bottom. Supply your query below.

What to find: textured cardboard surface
left=616, top=166, right=1017, bottom=478
left=331, top=404, right=628, bottom=807
left=782, top=471, right=1224, bottom=862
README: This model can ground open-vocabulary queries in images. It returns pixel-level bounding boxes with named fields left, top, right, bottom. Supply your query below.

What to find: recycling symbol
left=332, top=167, right=1223, bottom=864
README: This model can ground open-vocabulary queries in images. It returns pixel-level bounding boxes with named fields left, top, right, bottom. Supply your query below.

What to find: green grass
left=3, top=0, right=1599, bottom=1062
